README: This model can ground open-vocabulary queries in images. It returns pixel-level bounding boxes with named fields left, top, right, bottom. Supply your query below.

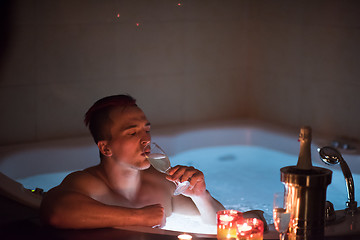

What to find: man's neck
left=100, top=160, right=142, bottom=201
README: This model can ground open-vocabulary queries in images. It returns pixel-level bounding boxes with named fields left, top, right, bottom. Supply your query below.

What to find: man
left=40, top=94, right=224, bottom=229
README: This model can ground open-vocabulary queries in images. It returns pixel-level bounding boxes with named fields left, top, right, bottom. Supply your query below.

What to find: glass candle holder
left=236, top=218, right=264, bottom=240
left=217, top=210, right=243, bottom=240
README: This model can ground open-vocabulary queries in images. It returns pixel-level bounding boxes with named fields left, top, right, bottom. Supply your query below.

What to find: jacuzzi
left=1, top=120, right=360, bottom=238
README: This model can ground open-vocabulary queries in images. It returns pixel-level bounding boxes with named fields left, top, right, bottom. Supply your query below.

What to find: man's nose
left=142, top=139, right=150, bottom=146
left=140, top=132, right=151, bottom=145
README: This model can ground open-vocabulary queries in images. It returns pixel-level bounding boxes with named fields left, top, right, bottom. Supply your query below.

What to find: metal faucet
left=318, top=146, right=357, bottom=214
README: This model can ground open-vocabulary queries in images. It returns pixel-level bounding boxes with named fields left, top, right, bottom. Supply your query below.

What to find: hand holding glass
left=273, top=192, right=291, bottom=240
left=145, top=142, right=190, bottom=195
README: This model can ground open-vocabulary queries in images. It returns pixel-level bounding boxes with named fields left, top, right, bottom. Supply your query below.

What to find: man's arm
left=167, top=166, right=225, bottom=224
left=188, top=190, right=224, bottom=224
left=40, top=172, right=165, bottom=229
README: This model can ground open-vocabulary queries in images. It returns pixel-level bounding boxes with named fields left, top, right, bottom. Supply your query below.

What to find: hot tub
left=1, top=120, right=360, bottom=237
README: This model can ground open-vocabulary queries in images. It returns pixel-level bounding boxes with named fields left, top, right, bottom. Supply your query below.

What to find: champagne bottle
left=296, top=126, right=313, bottom=170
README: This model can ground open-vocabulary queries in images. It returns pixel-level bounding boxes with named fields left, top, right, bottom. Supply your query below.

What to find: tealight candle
left=178, top=233, right=192, bottom=240
left=237, top=223, right=252, bottom=233
left=219, top=214, right=235, bottom=222
left=236, top=218, right=264, bottom=240
left=217, top=210, right=243, bottom=240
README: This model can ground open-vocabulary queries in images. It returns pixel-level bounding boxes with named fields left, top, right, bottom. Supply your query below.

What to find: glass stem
left=164, top=167, right=171, bottom=175
left=280, top=232, right=286, bottom=240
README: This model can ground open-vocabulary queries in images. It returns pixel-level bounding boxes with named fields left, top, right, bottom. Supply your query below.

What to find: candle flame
left=219, top=214, right=234, bottom=222
left=238, top=223, right=252, bottom=233
left=177, top=233, right=192, bottom=240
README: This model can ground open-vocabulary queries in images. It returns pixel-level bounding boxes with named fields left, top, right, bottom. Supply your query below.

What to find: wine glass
left=273, top=192, right=291, bottom=240
left=144, top=142, right=190, bottom=195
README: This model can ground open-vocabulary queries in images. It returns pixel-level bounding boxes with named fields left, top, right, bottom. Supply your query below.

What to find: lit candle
left=236, top=218, right=264, bottom=240
left=237, top=223, right=252, bottom=233
left=178, top=233, right=192, bottom=240
left=219, top=215, right=235, bottom=222
left=217, top=210, right=243, bottom=240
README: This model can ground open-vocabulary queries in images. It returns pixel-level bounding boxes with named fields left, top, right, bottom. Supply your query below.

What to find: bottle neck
left=296, top=127, right=313, bottom=170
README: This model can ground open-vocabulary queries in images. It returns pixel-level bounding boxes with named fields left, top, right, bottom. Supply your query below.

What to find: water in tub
left=17, top=145, right=356, bottom=234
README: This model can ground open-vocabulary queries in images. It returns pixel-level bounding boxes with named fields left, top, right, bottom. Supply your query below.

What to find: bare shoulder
left=54, top=166, right=108, bottom=196
left=143, top=166, right=172, bottom=187
left=143, top=167, right=200, bottom=215
left=142, top=167, right=175, bottom=198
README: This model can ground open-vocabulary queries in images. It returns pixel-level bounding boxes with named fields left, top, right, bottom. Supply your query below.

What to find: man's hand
left=167, top=165, right=225, bottom=225
left=166, top=165, right=206, bottom=196
left=139, top=204, right=166, bottom=228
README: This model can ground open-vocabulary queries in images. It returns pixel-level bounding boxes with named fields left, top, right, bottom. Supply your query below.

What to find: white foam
left=163, top=213, right=216, bottom=234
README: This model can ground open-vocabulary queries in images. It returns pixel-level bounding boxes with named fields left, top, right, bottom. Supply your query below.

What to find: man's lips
left=141, top=144, right=151, bottom=158
left=141, top=150, right=150, bottom=157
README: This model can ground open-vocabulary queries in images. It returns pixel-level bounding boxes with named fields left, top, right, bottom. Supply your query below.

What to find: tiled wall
left=0, top=0, right=359, bottom=145
left=245, top=0, right=360, bottom=140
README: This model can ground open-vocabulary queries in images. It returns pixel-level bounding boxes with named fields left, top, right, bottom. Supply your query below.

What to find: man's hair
left=84, top=94, right=137, bottom=144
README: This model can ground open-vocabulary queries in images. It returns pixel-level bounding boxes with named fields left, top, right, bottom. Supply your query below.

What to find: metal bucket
left=281, top=166, right=332, bottom=240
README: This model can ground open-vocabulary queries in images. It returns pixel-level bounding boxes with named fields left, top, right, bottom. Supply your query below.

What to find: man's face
left=104, top=105, right=151, bottom=170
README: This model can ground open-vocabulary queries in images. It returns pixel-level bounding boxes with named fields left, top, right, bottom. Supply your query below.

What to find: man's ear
left=97, top=141, right=112, bottom=157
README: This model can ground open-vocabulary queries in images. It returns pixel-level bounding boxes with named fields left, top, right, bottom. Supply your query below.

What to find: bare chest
left=94, top=180, right=173, bottom=215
